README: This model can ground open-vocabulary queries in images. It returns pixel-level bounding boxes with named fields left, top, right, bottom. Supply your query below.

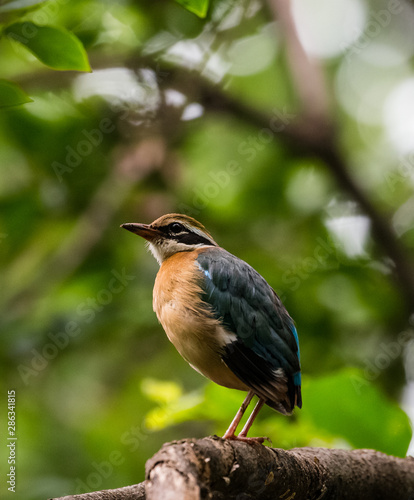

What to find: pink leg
left=238, top=398, right=265, bottom=437
left=222, top=390, right=254, bottom=439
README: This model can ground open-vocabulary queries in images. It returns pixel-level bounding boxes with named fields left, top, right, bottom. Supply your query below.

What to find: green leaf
left=0, top=0, right=48, bottom=13
left=3, top=22, right=91, bottom=71
left=302, top=368, right=412, bottom=457
left=175, top=0, right=209, bottom=18
left=0, top=79, right=32, bottom=108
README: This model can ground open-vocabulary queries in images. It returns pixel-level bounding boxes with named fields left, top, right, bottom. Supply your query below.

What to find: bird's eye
left=169, top=222, right=185, bottom=234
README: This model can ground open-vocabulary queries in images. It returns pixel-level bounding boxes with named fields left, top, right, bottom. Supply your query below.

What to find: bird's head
left=121, top=213, right=218, bottom=264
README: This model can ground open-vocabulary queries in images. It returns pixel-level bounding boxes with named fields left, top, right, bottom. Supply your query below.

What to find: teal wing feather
left=196, top=247, right=301, bottom=414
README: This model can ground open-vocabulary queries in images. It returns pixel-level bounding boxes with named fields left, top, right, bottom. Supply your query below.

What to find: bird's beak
left=121, top=223, right=161, bottom=241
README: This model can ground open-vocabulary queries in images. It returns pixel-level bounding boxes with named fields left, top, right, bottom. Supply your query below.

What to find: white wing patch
left=215, top=324, right=238, bottom=347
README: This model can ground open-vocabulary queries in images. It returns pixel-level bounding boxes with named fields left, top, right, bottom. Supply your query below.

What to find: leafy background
left=1, top=0, right=414, bottom=498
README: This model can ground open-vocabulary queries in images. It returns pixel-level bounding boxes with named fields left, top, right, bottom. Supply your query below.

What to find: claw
left=224, top=434, right=271, bottom=445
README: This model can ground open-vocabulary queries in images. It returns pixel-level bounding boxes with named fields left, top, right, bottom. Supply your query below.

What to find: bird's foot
left=223, top=434, right=271, bottom=445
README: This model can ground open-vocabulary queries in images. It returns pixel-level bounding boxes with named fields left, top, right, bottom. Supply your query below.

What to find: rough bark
left=52, top=437, right=414, bottom=500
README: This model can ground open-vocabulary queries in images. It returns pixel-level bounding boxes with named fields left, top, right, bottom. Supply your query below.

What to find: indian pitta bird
left=121, top=214, right=301, bottom=442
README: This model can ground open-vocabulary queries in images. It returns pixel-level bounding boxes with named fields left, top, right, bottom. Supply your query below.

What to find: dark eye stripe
left=155, top=223, right=214, bottom=246
left=157, top=224, right=186, bottom=235
left=171, top=232, right=213, bottom=246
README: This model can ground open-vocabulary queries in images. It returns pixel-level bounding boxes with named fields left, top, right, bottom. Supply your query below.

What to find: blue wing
left=196, top=247, right=301, bottom=414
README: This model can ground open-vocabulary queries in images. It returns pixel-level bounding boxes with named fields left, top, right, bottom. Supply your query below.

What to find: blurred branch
left=267, top=0, right=330, bottom=121
left=51, top=437, right=414, bottom=500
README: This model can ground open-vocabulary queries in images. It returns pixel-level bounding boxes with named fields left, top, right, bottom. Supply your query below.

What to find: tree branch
left=51, top=437, right=414, bottom=500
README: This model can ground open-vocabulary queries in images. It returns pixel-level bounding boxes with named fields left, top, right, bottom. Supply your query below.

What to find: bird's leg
left=224, top=395, right=270, bottom=444
left=222, top=390, right=254, bottom=439
left=234, top=398, right=270, bottom=445
left=238, top=398, right=265, bottom=438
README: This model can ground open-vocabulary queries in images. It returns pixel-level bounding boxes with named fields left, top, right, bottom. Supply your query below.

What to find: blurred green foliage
left=1, top=0, right=414, bottom=499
